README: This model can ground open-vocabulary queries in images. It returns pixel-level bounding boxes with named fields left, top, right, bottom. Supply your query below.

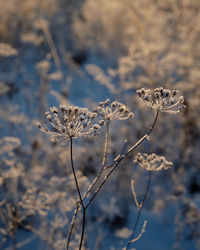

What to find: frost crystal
left=134, top=153, right=173, bottom=171
left=94, top=99, right=134, bottom=121
left=36, top=105, right=104, bottom=142
left=136, top=87, right=186, bottom=113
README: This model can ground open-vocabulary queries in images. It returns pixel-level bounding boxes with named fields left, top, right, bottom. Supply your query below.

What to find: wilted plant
left=36, top=87, right=185, bottom=249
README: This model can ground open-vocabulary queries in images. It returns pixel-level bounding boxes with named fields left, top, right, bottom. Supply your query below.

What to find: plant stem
left=102, top=121, right=110, bottom=168
left=83, top=121, right=110, bottom=200
left=69, top=137, right=85, bottom=250
left=126, top=171, right=152, bottom=250
left=66, top=110, right=159, bottom=248
left=85, top=110, right=159, bottom=209
left=66, top=201, right=79, bottom=250
left=79, top=209, right=86, bottom=250
left=67, top=122, right=110, bottom=248
left=70, top=138, right=84, bottom=210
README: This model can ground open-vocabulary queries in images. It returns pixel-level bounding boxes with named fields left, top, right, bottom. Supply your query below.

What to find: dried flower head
left=0, top=43, right=18, bottom=57
left=134, top=153, right=173, bottom=171
left=136, top=87, right=186, bottom=113
left=36, top=105, right=103, bottom=142
left=94, top=99, right=134, bottom=122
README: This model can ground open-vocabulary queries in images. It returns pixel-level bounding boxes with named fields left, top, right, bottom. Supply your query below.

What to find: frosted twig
left=129, top=220, right=147, bottom=243
left=131, top=179, right=141, bottom=210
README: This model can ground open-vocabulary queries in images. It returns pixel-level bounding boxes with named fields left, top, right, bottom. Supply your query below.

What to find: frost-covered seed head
left=136, top=87, right=186, bottom=114
left=95, top=100, right=134, bottom=122
left=36, top=105, right=103, bottom=142
left=134, top=153, right=173, bottom=171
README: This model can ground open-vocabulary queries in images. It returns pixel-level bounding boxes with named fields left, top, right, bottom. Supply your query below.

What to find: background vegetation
left=0, top=0, right=199, bottom=249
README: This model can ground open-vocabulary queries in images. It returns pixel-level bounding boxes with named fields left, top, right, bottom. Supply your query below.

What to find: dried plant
left=126, top=154, right=173, bottom=249
left=36, top=105, right=103, bottom=143
left=136, top=87, right=186, bottom=114
left=133, top=153, right=173, bottom=171
left=94, top=99, right=134, bottom=122
left=1, top=1, right=199, bottom=248
left=35, top=87, right=185, bottom=249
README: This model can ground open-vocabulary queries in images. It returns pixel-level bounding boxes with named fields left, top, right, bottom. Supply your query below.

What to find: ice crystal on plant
left=136, top=87, right=186, bottom=113
left=94, top=99, right=134, bottom=122
left=36, top=105, right=103, bottom=142
left=134, top=153, right=173, bottom=171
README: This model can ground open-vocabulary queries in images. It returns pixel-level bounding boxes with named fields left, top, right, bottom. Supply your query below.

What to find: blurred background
left=0, top=0, right=200, bottom=249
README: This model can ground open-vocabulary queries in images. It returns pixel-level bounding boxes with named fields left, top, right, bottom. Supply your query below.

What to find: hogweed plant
left=36, top=87, right=186, bottom=249
left=126, top=154, right=173, bottom=250
left=36, top=105, right=103, bottom=249
left=136, top=87, right=186, bottom=114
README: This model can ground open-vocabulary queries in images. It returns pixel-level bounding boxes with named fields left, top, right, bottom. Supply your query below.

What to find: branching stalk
left=85, top=110, right=159, bottom=209
left=67, top=122, right=110, bottom=249
left=126, top=171, right=152, bottom=250
left=66, top=111, right=159, bottom=249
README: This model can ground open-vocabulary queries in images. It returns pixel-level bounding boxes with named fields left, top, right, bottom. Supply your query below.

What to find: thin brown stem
left=66, top=201, right=80, bottom=250
left=83, top=121, right=110, bottom=200
left=66, top=110, right=159, bottom=248
left=126, top=171, right=152, bottom=250
left=79, top=209, right=86, bottom=249
left=67, top=122, right=110, bottom=249
left=102, top=121, right=110, bottom=167
left=69, top=137, right=85, bottom=250
left=70, top=138, right=84, bottom=209
left=85, top=110, right=159, bottom=209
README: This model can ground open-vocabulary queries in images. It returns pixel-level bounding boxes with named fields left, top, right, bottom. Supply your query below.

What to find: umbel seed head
left=36, top=105, right=103, bottom=143
left=134, top=153, right=173, bottom=171
left=136, top=87, right=186, bottom=114
left=94, top=100, right=134, bottom=121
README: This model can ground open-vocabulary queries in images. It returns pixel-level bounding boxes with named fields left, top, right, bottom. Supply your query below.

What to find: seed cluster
left=136, top=87, right=186, bottom=113
left=36, top=105, right=104, bottom=142
left=134, top=153, right=173, bottom=171
left=94, top=99, right=134, bottom=121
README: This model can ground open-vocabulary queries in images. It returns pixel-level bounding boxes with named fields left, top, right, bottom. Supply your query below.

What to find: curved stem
left=70, top=138, right=84, bottom=210
left=85, top=110, right=159, bottom=209
left=126, top=171, right=152, bottom=250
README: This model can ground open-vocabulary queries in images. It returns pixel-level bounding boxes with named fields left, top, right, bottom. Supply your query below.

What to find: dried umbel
left=136, top=87, right=186, bottom=114
left=134, top=153, right=173, bottom=171
left=94, top=99, right=134, bottom=122
left=36, top=105, right=104, bottom=142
